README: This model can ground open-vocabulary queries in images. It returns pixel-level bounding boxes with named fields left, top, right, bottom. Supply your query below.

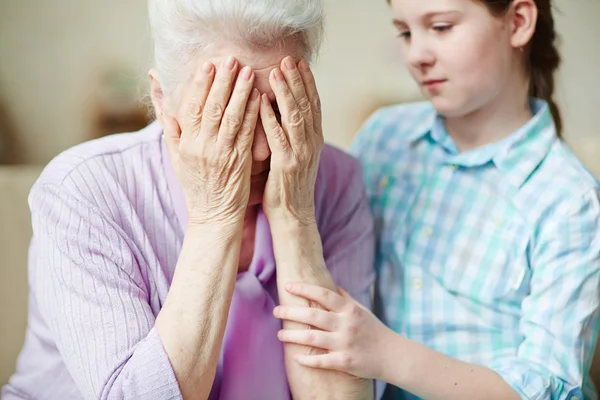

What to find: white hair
left=148, top=0, right=325, bottom=106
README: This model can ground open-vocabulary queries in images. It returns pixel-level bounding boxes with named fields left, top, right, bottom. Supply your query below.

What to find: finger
left=218, top=66, right=255, bottom=147
left=162, top=113, right=181, bottom=159
left=178, top=61, right=215, bottom=139
left=277, top=329, right=336, bottom=350
left=338, top=287, right=352, bottom=300
left=201, top=56, right=238, bottom=140
left=294, top=353, right=354, bottom=373
left=297, top=59, right=322, bottom=138
left=273, top=306, right=337, bottom=331
left=235, top=88, right=261, bottom=153
left=337, top=287, right=370, bottom=312
left=260, top=93, right=290, bottom=154
left=269, top=67, right=305, bottom=146
left=281, top=56, right=313, bottom=128
left=284, top=282, right=346, bottom=312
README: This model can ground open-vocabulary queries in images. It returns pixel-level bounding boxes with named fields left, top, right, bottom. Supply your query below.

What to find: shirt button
left=448, top=164, right=457, bottom=171
left=495, top=217, right=504, bottom=227
left=422, top=226, right=433, bottom=237
left=379, top=176, right=390, bottom=189
left=412, top=278, right=423, bottom=290
left=571, top=397, right=579, bottom=400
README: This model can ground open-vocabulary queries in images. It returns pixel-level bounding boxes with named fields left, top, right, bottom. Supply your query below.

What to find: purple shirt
left=2, top=122, right=375, bottom=399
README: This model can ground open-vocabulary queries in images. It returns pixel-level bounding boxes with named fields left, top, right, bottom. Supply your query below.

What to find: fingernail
left=202, top=62, right=213, bottom=75
left=261, top=93, right=270, bottom=106
left=225, top=56, right=236, bottom=71
left=272, top=68, right=283, bottom=81
left=284, top=56, right=296, bottom=70
left=299, top=59, right=310, bottom=72
left=273, top=306, right=280, bottom=316
left=251, top=88, right=259, bottom=101
left=241, top=66, right=253, bottom=81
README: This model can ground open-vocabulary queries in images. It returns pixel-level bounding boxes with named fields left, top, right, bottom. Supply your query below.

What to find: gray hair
left=148, top=0, right=325, bottom=107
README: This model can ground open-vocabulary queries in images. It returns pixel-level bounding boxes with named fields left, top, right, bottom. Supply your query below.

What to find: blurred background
left=1, top=0, right=599, bottom=388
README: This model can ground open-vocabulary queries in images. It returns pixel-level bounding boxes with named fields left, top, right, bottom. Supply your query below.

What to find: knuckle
left=343, top=336, right=354, bottom=350
left=218, top=71, right=231, bottom=85
left=347, top=323, right=359, bottom=337
left=186, top=100, right=204, bottom=119
left=204, top=102, right=224, bottom=120
left=297, top=97, right=312, bottom=114
left=224, top=113, right=243, bottom=130
left=290, top=73, right=304, bottom=87
left=240, top=119, right=255, bottom=135
left=349, top=304, right=361, bottom=317
left=306, top=331, right=317, bottom=345
left=288, top=110, right=304, bottom=126
left=308, top=309, right=318, bottom=322
left=340, top=353, right=353, bottom=368
left=273, top=125, right=287, bottom=140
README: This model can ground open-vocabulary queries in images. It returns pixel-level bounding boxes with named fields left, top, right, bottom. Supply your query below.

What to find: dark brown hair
left=480, top=0, right=562, bottom=136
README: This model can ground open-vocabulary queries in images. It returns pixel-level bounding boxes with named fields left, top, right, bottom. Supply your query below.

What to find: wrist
left=185, top=219, right=243, bottom=244
left=266, top=209, right=317, bottom=232
left=378, top=328, right=410, bottom=386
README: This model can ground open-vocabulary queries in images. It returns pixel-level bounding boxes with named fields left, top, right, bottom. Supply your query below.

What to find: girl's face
left=390, top=0, right=520, bottom=118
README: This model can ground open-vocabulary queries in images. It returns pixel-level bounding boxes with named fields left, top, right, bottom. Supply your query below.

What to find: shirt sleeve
left=490, top=188, right=600, bottom=400
left=28, top=180, right=183, bottom=400
left=319, top=151, right=376, bottom=310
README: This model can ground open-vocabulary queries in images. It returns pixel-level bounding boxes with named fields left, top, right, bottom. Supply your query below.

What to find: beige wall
left=0, top=0, right=598, bottom=172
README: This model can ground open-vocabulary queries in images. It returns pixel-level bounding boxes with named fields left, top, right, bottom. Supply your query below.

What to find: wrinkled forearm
left=271, top=218, right=373, bottom=400
left=156, top=222, right=243, bottom=400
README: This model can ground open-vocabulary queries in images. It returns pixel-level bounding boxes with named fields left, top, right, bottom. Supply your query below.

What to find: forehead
left=200, top=40, right=305, bottom=98
left=390, top=0, right=479, bottom=20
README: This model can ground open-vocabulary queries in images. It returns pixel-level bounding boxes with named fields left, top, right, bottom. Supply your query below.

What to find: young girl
left=273, top=0, right=600, bottom=399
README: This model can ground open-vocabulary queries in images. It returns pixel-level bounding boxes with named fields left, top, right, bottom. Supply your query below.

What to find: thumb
left=338, top=286, right=352, bottom=299
left=338, top=286, right=368, bottom=310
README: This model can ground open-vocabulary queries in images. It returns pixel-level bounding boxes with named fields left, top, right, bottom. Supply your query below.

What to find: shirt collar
left=405, top=105, right=437, bottom=143
left=410, top=98, right=558, bottom=189
left=492, top=99, right=557, bottom=188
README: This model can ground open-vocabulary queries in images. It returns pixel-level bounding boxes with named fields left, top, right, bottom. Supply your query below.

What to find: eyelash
left=396, top=24, right=453, bottom=39
left=433, top=24, right=453, bottom=33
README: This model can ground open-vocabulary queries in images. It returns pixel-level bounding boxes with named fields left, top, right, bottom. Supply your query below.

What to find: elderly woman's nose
left=252, top=126, right=271, bottom=161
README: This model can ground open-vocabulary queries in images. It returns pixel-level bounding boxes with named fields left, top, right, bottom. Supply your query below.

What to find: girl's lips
left=423, top=79, right=447, bottom=90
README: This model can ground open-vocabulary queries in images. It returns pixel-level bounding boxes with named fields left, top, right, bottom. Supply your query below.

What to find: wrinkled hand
left=273, top=282, right=392, bottom=380
left=260, top=57, right=324, bottom=225
left=162, top=57, right=260, bottom=226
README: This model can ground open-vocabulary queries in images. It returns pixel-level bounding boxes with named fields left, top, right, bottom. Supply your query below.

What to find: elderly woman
left=1, top=0, right=375, bottom=399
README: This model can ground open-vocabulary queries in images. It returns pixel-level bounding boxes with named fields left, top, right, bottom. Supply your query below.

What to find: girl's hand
left=273, top=282, right=392, bottom=380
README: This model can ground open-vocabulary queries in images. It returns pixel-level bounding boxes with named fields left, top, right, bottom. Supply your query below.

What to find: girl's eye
left=433, top=24, right=452, bottom=33
left=397, top=31, right=411, bottom=39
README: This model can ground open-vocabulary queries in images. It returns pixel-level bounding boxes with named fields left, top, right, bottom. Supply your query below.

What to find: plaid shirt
left=350, top=99, right=600, bottom=400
